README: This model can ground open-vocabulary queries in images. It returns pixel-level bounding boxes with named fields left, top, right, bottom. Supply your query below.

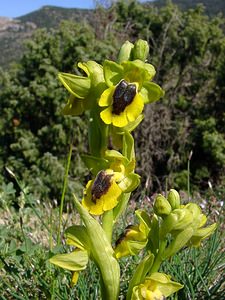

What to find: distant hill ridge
left=17, top=5, right=93, bottom=29
left=0, top=1, right=224, bottom=68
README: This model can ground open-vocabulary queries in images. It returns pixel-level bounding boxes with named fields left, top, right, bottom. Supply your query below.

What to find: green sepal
left=79, top=61, right=106, bottom=98
left=118, top=40, right=134, bottom=63
left=103, top=60, right=123, bottom=87
left=58, top=72, right=91, bottom=98
left=122, top=60, right=156, bottom=86
left=141, top=82, right=164, bottom=104
left=65, top=225, right=90, bottom=251
left=188, top=223, right=217, bottom=247
left=119, top=173, right=140, bottom=193
left=162, top=227, right=194, bottom=260
left=122, top=114, right=144, bottom=132
left=49, top=249, right=88, bottom=271
left=62, top=95, right=86, bottom=116
left=81, top=154, right=109, bottom=175
left=122, top=130, right=135, bottom=161
left=105, top=149, right=129, bottom=165
left=131, top=39, right=149, bottom=62
left=73, top=195, right=120, bottom=300
left=126, top=253, right=155, bottom=300
left=135, top=210, right=151, bottom=236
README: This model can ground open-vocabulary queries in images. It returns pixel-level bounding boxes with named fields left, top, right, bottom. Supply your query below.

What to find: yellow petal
left=101, top=181, right=122, bottom=211
left=126, top=93, right=144, bottom=122
left=82, top=180, right=105, bottom=215
left=99, top=87, right=114, bottom=107
left=71, top=272, right=79, bottom=286
left=112, top=111, right=128, bottom=127
left=82, top=195, right=104, bottom=215
left=100, top=107, right=113, bottom=124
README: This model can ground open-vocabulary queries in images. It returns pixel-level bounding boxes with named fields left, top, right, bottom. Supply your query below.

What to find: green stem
left=102, top=210, right=114, bottom=242
left=187, top=150, right=192, bottom=201
left=149, top=240, right=167, bottom=274
left=89, top=108, right=108, bottom=157
left=57, top=142, right=73, bottom=245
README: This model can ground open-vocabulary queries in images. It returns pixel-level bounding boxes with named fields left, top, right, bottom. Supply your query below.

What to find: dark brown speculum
left=91, top=170, right=112, bottom=203
left=112, top=80, right=136, bottom=115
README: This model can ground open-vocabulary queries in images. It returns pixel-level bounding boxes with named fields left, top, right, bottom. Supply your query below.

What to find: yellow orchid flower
left=82, top=169, right=123, bottom=215
left=99, top=59, right=164, bottom=128
left=131, top=273, right=183, bottom=300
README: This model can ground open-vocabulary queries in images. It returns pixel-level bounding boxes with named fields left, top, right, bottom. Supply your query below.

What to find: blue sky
left=1, top=0, right=94, bottom=18
left=0, top=0, right=152, bottom=18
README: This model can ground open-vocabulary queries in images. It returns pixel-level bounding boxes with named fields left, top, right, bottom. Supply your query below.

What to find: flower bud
left=131, top=39, right=149, bottom=61
left=118, top=40, right=134, bottom=63
left=154, top=194, right=172, bottom=217
left=168, top=189, right=180, bottom=210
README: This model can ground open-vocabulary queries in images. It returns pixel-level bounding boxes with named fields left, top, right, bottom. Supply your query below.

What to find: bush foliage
left=0, top=1, right=225, bottom=204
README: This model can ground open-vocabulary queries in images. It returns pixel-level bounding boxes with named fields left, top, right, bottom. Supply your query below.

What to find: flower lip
left=115, top=224, right=134, bottom=246
left=112, top=79, right=137, bottom=115
left=91, top=170, right=113, bottom=203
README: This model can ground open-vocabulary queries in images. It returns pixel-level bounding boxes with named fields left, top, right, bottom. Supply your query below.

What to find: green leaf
left=50, top=250, right=88, bottom=271
left=58, top=72, right=91, bottom=98
left=141, top=82, right=164, bottom=104
left=103, top=60, right=123, bottom=87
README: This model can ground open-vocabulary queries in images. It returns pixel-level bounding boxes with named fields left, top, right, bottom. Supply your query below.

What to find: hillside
left=0, top=1, right=224, bottom=68
left=17, top=5, right=93, bottom=29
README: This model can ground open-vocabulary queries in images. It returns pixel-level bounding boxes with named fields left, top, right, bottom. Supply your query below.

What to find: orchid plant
left=50, top=40, right=217, bottom=300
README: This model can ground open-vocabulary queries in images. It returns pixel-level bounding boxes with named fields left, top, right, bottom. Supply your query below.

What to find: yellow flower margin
left=99, top=83, right=144, bottom=128
left=82, top=169, right=122, bottom=215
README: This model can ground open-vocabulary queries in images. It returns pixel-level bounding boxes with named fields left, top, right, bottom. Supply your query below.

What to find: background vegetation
left=0, top=0, right=224, bottom=299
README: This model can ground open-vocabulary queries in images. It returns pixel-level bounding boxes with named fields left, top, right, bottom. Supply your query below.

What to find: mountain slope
left=0, top=6, right=91, bottom=68
left=17, top=5, right=93, bottom=29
